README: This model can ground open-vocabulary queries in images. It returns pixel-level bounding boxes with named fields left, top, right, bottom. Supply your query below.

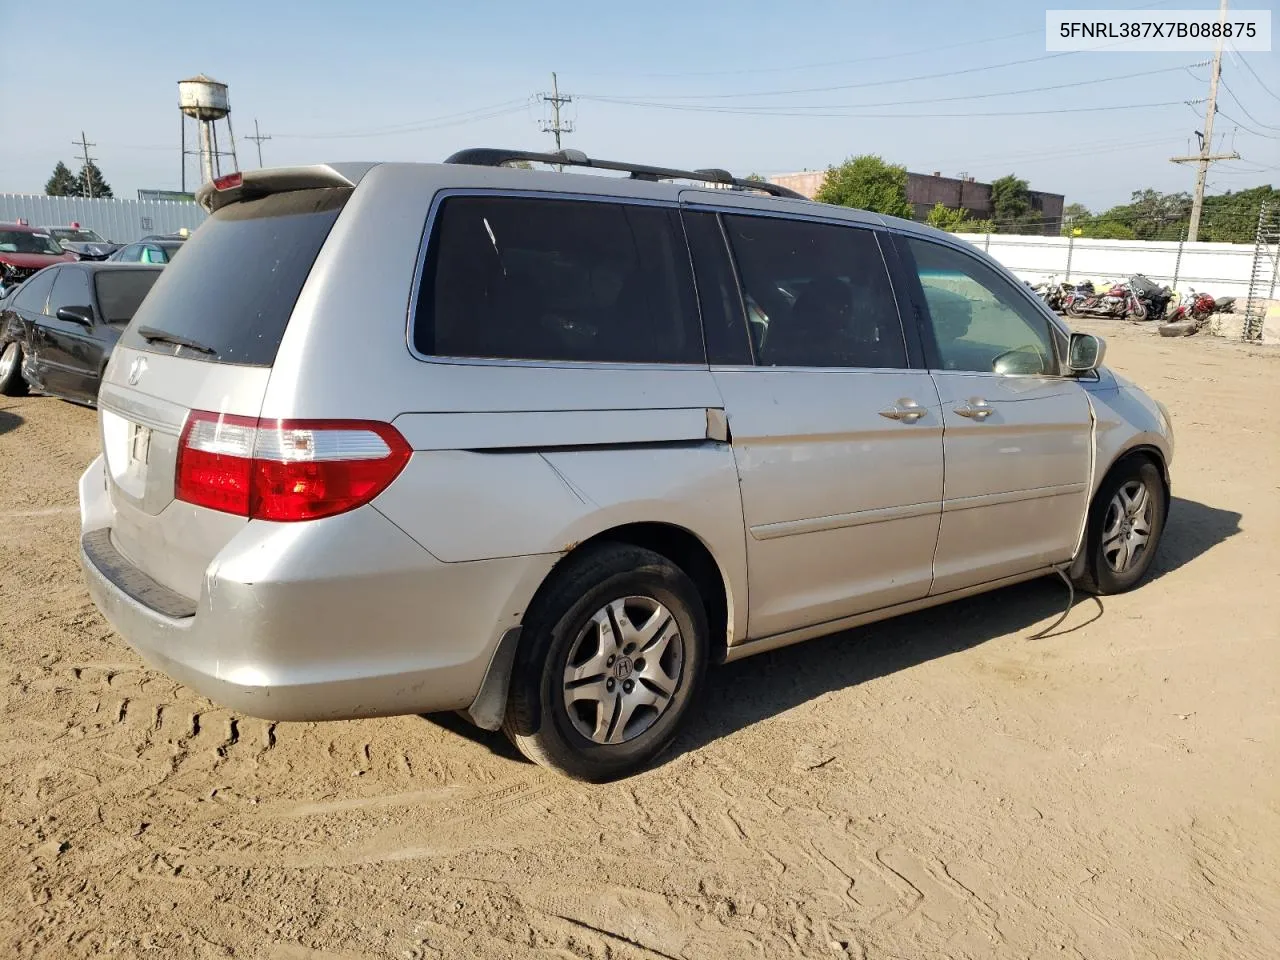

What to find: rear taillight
left=175, top=411, right=411, bottom=522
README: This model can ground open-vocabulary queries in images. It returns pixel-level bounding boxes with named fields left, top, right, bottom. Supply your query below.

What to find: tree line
left=810, top=155, right=1273, bottom=245
left=44, top=160, right=114, bottom=199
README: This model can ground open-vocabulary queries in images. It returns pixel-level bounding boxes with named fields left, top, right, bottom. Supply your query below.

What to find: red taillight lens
left=212, top=172, right=243, bottom=191
left=175, top=411, right=411, bottom=522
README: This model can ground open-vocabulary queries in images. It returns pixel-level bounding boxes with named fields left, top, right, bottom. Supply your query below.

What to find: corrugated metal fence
left=0, top=195, right=206, bottom=243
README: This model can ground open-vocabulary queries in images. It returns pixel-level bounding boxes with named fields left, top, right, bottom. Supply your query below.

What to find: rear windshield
left=95, top=270, right=161, bottom=323
left=119, top=188, right=347, bottom=365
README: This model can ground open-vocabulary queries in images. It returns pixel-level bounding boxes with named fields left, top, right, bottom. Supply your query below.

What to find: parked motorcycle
left=1128, top=274, right=1172, bottom=322
left=1159, top=287, right=1220, bottom=336
left=1213, top=296, right=1236, bottom=313
left=1031, top=275, right=1074, bottom=313
left=1065, top=278, right=1146, bottom=320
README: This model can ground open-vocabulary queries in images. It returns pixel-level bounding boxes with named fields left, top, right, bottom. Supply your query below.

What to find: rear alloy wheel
left=503, top=543, right=708, bottom=781
left=0, top=342, right=28, bottom=396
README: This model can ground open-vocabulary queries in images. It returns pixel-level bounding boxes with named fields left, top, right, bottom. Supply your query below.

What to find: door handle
left=954, top=399, right=994, bottom=420
left=879, top=399, right=927, bottom=422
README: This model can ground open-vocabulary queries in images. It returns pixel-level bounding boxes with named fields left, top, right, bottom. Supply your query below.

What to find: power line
left=1216, top=108, right=1280, bottom=140
left=245, top=118, right=272, bottom=167
left=272, top=98, right=532, bottom=140
left=573, top=97, right=1197, bottom=121
left=1219, top=79, right=1280, bottom=130
left=1229, top=46, right=1280, bottom=101
left=585, top=50, right=1085, bottom=102
left=582, top=61, right=1206, bottom=114
left=571, top=0, right=1180, bottom=79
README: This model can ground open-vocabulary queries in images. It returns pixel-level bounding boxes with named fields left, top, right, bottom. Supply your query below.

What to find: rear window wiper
left=136, top=325, right=218, bottom=357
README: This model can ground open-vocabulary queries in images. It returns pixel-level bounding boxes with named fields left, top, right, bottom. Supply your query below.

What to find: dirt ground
left=1, top=321, right=1277, bottom=960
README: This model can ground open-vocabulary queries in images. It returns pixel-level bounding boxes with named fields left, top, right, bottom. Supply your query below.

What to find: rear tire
left=1076, top=458, right=1167, bottom=595
left=0, top=342, right=28, bottom=396
left=503, top=543, right=708, bottom=781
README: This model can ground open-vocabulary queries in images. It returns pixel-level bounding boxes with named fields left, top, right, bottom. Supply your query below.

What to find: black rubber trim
left=82, top=529, right=197, bottom=619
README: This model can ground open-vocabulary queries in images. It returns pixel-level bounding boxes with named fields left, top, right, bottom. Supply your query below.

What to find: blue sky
left=3, top=0, right=1276, bottom=210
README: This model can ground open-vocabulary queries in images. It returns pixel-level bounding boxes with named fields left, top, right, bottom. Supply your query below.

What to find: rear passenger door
left=898, top=235, right=1093, bottom=594
left=684, top=209, right=944, bottom=639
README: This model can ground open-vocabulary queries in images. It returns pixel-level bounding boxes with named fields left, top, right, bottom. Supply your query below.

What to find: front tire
left=1076, top=458, right=1167, bottom=595
left=503, top=543, right=709, bottom=781
left=0, top=341, right=28, bottom=396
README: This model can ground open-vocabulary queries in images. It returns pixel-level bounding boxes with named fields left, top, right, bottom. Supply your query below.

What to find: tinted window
left=49, top=267, right=93, bottom=317
left=416, top=196, right=702, bottom=364
left=95, top=270, right=161, bottom=324
left=12, top=268, right=57, bottom=313
left=119, top=188, right=346, bottom=365
left=140, top=245, right=167, bottom=264
left=906, top=238, right=1057, bottom=376
left=114, top=244, right=141, bottom=262
left=722, top=215, right=906, bottom=369
left=683, top=211, right=752, bottom=366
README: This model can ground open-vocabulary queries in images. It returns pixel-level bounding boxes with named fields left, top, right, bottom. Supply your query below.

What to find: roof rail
left=443, top=147, right=808, bottom=201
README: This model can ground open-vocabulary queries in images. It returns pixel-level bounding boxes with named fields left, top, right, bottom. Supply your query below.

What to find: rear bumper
left=78, top=455, right=556, bottom=722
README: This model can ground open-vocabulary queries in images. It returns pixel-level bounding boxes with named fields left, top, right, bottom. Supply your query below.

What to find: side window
left=905, top=237, right=1058, bottom=376
left=721, top=214, right=906, bottom=369
left=415, top=196, right=702, bottom=364
left=115, top=244, right=141, bottom=262
left=13, top=268, right=57, bottom=314
left=144, top=245, right=169, bottom=264
left=48, top=268, right=94, bottom=318
left=682, top=211, right=752, bottom=366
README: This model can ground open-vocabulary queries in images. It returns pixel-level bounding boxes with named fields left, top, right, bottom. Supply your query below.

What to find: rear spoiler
left=195, top=163, right=377, bottom=213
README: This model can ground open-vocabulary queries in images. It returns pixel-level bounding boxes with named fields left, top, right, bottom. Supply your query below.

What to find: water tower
left=179, top=74, right=239, bottom=192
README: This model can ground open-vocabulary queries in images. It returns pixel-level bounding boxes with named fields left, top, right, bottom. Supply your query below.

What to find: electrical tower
left=1170, top=0, right=1240, bottom=241
left=73, top=131, right=98, bottom=199
left=246, top=118, right=272, bottom=168
left=539, top=72, right=574, bottom=155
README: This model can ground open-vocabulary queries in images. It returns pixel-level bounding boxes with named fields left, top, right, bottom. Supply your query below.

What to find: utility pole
left=73, top=131, right=98, bottom=199
left=539, top=72, right=574, bottom=160
left=246, top=118, right=272, bottom=168
left=1170, top=0, right=1239, bottom=241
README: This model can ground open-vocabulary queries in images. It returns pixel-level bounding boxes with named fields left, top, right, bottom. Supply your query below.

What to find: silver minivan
left=79, top=149, right=1173, bottom=780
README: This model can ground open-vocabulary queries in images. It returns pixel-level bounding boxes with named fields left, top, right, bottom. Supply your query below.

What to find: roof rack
left=444, top=147, right=808, bottom=201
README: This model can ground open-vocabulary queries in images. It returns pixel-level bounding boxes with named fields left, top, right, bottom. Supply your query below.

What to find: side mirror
left=56, top=305, right=94, bottom=326
left=1068, top=332, right=1105, bottom=374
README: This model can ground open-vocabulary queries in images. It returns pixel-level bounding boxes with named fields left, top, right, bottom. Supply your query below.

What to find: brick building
left=767, top=170, right=1064, bottom=236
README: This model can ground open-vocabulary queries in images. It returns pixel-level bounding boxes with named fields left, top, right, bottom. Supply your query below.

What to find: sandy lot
left=1, top=322, right=1277, bottom=960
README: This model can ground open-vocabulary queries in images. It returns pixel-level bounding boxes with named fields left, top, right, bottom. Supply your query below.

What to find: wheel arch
left=462, top=520, right=737, bottom=732
left=1069, top=442, right=1170, bottom=581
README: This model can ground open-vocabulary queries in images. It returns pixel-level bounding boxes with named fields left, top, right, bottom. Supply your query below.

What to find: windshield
left=51, top=228, right=107, bottom=243
left=0, top=230, right=66, bottom=256
left=95, top=270, right=162, bottom=323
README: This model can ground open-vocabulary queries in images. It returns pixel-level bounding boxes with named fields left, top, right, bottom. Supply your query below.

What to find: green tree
left=76, top=161, right=113, bottom=199
left=745, top=172, right=767, bottom=182
left=814, top=155, right=913, bottom=218
left=953, top=218, right=995, bottom=234
left=990, top=174, right=1040, bottom=233
left=925, top=202, right=968, bottom=231
left=45, top=161, right=80, bottom=196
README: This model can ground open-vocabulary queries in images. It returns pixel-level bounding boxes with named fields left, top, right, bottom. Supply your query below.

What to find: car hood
left=0, top=251, right=77, bottom=269
left=60, top=242, right=119, bottom=258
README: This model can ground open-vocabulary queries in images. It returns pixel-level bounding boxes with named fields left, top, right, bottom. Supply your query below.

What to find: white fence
left=0, top=194, right=206, bottom=244
left=960, top=232, right=1276, bottom=300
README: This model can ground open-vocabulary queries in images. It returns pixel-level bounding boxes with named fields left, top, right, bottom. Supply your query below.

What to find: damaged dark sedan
left=0, top=262, right=162, bottom=405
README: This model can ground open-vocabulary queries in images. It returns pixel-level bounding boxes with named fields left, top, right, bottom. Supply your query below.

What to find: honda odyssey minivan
left=80, top=149, right=1173, bottom=781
